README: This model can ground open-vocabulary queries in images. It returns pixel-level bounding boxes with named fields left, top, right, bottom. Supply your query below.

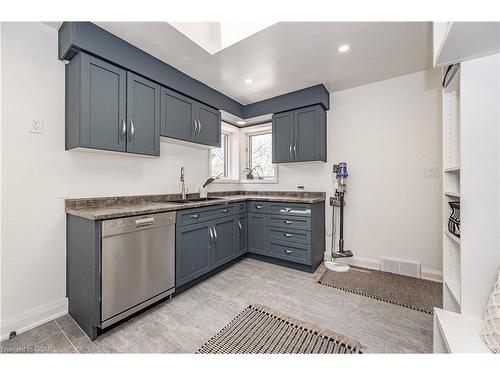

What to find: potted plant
left=243, top=166, right=263, bottom=180
left=199, top=173, right=222, bottom=198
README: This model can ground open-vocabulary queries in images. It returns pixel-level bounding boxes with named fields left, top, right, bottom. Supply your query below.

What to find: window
left=247, top=130, right=275, bottom=179
left=210, top=132, right=228, bottom=178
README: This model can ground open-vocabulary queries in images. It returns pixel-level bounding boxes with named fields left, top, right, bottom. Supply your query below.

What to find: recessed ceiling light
left=338, top=44, right=350, bottom=53
left=236, top=120, right=247, bottom=125
left=244, top=78, right=253, bottom=84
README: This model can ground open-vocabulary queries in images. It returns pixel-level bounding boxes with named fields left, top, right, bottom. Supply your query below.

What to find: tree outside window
left=248, top=132, right=274, bottom=178
left=210, top=132, right=228, bottom=178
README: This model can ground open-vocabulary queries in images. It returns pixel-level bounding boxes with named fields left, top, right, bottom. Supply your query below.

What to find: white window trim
left=208, top=130, right=230, bottom=180
left=242, top=124, right=278, bottom=184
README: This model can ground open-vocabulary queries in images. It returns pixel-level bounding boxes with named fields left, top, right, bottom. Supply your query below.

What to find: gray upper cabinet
left=66, top=52, right=160, bottom=156
left=66, top=53, right=127, bottom=152
left=272, top=105, right=327, bottom=163
left=197, top=103, right=221, bottom=147
left=160, top=88, right=221, bottom=148
left=272, top=111, right=294, bottom=163
left=160, top=87, right=196, bottom=142
left=126, top=72, right=160, bottom=156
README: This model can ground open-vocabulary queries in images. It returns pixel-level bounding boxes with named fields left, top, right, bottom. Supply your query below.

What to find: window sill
left=240, top=178, right=278, bottom=184
left=213, top=179, right=240, bottom=184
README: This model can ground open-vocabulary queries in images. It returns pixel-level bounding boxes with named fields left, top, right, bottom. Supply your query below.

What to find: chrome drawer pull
left=280, top=208, right=292, bottom=213
left=284, top=249, right=293, bottom=254
left=284, top=220, right=292, bottom=225
left=283, top=233, right=292, bottom=238
left=135, top=218, right=154, bottom=227
left=221, top=209, right=229, bottom=213
left=256, top=205, right=263, bottom=209
left=238, top=221, right=242, bottom=231
left=190, top=214, right=200, bottom=219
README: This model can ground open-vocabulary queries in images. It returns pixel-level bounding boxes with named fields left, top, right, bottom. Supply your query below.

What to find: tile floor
left=0, top=258, right=433, bottom=354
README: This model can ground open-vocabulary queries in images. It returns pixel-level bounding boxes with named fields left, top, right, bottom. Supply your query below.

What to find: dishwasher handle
left=135, top=218, right=155, bottom=227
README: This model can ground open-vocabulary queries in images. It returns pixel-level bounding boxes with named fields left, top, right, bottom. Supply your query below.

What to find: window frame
left=243, top=125, right=278, bottom=184
left=209, top=130, right=230, bottom=179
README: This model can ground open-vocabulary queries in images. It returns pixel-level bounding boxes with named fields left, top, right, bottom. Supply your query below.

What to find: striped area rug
left=314, top=263, right=443, bottom=314
left=197, top=304, right=365, bottom=354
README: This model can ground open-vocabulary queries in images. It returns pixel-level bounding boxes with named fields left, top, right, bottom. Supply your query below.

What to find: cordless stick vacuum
left=325, top=162, right=353, bottom=272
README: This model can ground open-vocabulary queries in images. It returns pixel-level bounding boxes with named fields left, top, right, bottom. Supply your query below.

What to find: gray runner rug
left=314, top=263, right=442, bottom=314
left=197, top=304, right=365, bottom=354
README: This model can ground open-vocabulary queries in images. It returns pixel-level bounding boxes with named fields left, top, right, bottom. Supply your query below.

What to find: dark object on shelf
left=448, top=201, right=460, bottom=238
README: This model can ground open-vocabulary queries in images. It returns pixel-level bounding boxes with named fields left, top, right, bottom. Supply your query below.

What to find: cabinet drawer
left=235, top=201, right=248, bottom=214
left=268, top=202, right=311, bottom=217
left=177, top=204, right=235, bottom=226
left=267, top=214, right=311, bottom=231
left=269, top=240, right=310, bottom=265
left=249, top=201, right=267, bottom=213
left=268, top=227, right=311, bottom=245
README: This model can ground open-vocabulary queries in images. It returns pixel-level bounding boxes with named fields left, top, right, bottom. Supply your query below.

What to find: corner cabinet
left=272, top=105, right=327, bottom=163
left=160, top=87, right=221, bottom=148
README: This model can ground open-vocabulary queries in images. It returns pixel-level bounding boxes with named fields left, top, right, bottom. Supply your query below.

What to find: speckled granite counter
left=65, top=191, right=326, bottom=220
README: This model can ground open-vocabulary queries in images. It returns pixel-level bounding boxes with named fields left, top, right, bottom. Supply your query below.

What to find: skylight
left=169, top=22, right=275, bottom=54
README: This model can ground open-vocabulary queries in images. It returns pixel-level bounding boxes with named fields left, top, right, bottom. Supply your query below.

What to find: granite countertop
left=65, top=191, right=326, bottom=221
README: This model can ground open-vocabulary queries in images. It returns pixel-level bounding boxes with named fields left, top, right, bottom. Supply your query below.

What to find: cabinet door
left=294, top=105, right=323, bottom=162
left=196, top=103, right=221, bottom=147
left=247, top=213, right=268, bottom=255
left=160, top=87, right=196, bottom=142
left=212, top=216, right=237, bottom=268
left=126, top=72, right=161, bottom=156
left=236, top=214, right=248, bottom=255
left=272, top=110, right=294, bottom=163
left=176, top=222, right=211, bottom=287
left=81, top=54, right=127, bottom=152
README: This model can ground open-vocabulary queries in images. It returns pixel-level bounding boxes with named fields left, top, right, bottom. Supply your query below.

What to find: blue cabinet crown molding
left=58, top=22, right=330, bottom=122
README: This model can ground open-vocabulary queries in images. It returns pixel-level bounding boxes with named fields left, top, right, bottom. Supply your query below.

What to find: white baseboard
left=323, top=253, right=443, bottom=282
left=1, top=297, right=68, bottom=341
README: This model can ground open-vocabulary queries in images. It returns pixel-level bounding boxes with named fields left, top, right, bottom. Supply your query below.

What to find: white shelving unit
left=442, top=66, right=461, bottom=314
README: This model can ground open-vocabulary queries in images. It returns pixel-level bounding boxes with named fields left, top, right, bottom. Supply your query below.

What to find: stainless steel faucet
left=180, top=166, right=187, bottom=201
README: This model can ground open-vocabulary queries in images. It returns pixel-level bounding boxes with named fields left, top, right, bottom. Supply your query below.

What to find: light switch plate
left=29, top=120, right=43, bottom=134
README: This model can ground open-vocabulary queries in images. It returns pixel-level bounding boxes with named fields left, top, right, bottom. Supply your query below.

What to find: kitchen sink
left=161, top=197, right=223, bottom=204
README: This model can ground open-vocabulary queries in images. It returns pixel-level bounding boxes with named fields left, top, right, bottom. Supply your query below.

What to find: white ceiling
left=71, top=22, right=433, bottom=105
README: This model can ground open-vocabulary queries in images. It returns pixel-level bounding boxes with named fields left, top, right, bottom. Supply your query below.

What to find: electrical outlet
left=29, top=120, right=43, bottom=134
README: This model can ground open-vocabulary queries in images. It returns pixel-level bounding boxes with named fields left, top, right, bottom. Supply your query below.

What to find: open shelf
left=444, top=278, right=461, bottom=304
left=433, top=308, right=490, bottom=353
left=444, top=191, right=460, bottom=198
left=444, top=166, right=460, bottom=173
left=444, top=230, right=461, bottom=245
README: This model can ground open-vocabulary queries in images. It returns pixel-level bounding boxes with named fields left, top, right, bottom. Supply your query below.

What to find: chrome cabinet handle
left=192, top=119, right=197, bottom=136
left=135, top=218, right=154, bottom=227
left=289, top=143, right=293, bottom=160
left=190, top=214, right=200, bottom=219
left=284, top=220, right=292, bottom=225
left=238, top=220, right=242, bottom=231
left=280, top=208, right=292, bottom=213
left=130, top=121, right=135, bottom=140
left=197, top=118, right=202, bottom=137
left=221, top=209, right=229, bottom=213
left=283, top=233, right=292, bottom=238
left=213, top=227, right=218, bottom=242
left=208, top=227, right=214, bottom=245
left=255, top=205, right=263, bottom=209
left=293, top=141, right=297, bottom=159
left=285, top=249, right=293, bottom=254
left=122, top=119, right=126, bottom=140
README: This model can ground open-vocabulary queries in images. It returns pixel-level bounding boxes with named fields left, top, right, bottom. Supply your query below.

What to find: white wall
left=0, top=22, right=213, bottom=338
left=237, top=69, right=443, bottom=280
left=1, top=22, right=443, bottom=338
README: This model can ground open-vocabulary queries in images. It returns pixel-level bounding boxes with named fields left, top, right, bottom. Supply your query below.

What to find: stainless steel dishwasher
left=100, top=212, right=175, bottom=328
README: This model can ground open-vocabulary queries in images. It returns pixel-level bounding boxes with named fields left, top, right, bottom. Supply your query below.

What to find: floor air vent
left=380, top=257, right=421, bottom=278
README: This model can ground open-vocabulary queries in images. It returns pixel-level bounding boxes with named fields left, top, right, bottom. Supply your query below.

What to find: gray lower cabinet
left=247, top=212, right=268, bottom=255
left=160, top=87, right=221, bottom=147
left=236, top=214, right=248, bottom=255
left=212, top=216, right=237, bottom=268
left=272, top=104, right=326, bottom=163
left=66, top=52, right=160, bottom=156
left=175, top=221, right=212, bottom=287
